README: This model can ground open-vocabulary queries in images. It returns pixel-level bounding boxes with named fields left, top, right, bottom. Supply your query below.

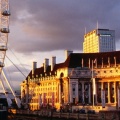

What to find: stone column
left=76, top=81, right=79, bottom=103
left=114, top=57, right=116, bottom=67
left=108, top=57, right=110, bottom=67
left=118, top=82, right=120, bottom=108
left=69, top=83, right=73, bottom=103
left=108, top=82, right=110, bottom=103
left=101, top=82, right=104, bottom=89
left=95, top=82, right=98, bottom=104
left=114, top=82, right=117, bottom=103
left=57, top=83, right=59, bottom=103
left=102, top=58, right=103, bottom=68
left=67, top=78, right=70, bottom=103
left=89, top=83, right=91, bottom=104
left=82, top=82, right=84, bottom=103
left=82, top=58, right=84, bottom=67
left=46, top=83, right=48, bottom=104
left=89, top=58, right=90, bottom=68
left=64, top=82, right=67, bottom=103
left=25, top=84, right=29, bottom=105
left=59, top=83, right=61, bottom=104
left=95, top=59, right=97, bottom=68
left=101, top=82, right=104, bottom=104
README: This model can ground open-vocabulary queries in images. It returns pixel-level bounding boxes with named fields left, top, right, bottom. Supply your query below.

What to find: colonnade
left=99, top=81, right=117, bottom=104
left=68, top=80, right=119, bottom=105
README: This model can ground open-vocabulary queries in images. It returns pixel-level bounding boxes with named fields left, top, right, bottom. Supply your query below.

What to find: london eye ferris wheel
left=0, top=0, right=10, bottom=70
left=0, top=0, right=21, bottom=108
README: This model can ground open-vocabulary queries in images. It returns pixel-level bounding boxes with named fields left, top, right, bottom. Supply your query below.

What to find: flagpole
left=92, top=60, right=94, bottom=107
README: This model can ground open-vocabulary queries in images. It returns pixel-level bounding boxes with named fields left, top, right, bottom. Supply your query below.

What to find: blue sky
left=2, top=0, right=120, bottom=91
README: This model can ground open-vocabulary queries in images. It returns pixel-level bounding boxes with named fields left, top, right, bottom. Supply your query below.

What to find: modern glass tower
left=83, top=29, right=116, bottom=53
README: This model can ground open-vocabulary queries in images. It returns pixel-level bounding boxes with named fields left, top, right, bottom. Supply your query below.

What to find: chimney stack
left=44, top=58, right=49, bottom=72
left=51, top=56, right=56, bottom=71
left=32, top=62, right=37, bottom=75
left=65, top=50, right=73, bottom=60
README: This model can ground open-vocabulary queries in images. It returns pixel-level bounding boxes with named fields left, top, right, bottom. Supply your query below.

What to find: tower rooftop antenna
left=85, top=27, right=86, bottom=34
left=97, top=21, right=99, bottom=29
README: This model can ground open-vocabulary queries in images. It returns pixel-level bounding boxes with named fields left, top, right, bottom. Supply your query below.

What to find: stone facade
left=21, top=51, right=120, bottom=111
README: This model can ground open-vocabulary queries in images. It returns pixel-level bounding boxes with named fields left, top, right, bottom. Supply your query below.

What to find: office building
left=83, top=29, right=115, bottom=53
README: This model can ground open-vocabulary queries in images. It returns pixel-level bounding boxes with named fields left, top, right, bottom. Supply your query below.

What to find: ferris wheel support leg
left=0, top=78, right=7, bottom=93
left=0, top=78, right=12, bottom=107
left=2, top=68, right=21, bottom=108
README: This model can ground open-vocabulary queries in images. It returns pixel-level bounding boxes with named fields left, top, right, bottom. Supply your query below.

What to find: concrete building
left=83, top=29, right=116, bottom=53
left=21, top=50, right=120, bottom=111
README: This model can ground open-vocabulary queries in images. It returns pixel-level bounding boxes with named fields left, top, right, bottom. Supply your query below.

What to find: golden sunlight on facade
left=21, top=50, right=120, bottom=111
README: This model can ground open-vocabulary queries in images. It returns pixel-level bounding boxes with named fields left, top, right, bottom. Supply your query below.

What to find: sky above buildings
left=2, top=0, right=120, bottom=90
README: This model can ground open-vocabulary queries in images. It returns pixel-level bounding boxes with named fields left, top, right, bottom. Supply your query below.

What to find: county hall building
left=20, top=50, right=120, bottom=111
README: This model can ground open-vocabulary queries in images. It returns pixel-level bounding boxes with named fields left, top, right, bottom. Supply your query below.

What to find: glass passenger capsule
left=2, top=10, right=10, bottom=16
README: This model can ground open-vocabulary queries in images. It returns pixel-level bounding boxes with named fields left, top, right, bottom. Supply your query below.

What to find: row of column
left=68, top=80, right=118, bottom=104
left=100, top=82, right=117, bottom=104
left=82, top=56, right=117, bottom=68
